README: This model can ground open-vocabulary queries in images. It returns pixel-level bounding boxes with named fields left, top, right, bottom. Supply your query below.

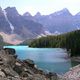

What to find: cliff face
left=0, top=7, right=11, bottom=33
left=0, top=48, right=58, bottom=80
left=0, top=7, right=44, bottom=40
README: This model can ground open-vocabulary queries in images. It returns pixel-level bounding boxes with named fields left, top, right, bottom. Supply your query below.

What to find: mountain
left=4, top=7, right=44, bottom=38
left=23, top=8, right=80, bottom=34
left=33, top=8, right=78, bottom=33
left=23, top=12, right=34, bottom=21
left=0, top=7, right=44, bottom=44
left=1, top=7, right=80, bottom=44
left=74, top=12, right=80, bottom=30
left=0, top=7, right=11, bottom=33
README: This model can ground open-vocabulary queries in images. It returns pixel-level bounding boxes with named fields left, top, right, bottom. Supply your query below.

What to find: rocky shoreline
left=0, top=48, right=58, bottom=80
left=0, top=48, right=80, bottom=80
left=71, top=57, right=80, bottom=62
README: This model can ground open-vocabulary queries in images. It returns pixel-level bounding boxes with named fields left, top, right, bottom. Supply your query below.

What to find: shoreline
left=0, top=47, right=80, bottom=80
left=0, top=48, right=58, bottom=80
left=71, top=56, right=80, bottom=62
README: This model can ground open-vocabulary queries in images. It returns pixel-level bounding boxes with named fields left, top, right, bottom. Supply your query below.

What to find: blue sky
left=0, top=0, right=80, bottom=15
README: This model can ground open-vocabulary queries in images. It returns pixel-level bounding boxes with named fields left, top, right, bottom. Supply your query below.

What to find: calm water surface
left=4, top=46, right=73, bottom=74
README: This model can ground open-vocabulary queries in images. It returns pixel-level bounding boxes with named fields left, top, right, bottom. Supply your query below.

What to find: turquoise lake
left=4, top=46, right=75, bottom=74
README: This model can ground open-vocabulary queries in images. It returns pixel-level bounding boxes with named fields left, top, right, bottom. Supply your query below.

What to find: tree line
left=29, top=30, right=80, bottom=57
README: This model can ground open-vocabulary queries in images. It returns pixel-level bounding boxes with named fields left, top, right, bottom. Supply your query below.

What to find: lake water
left=4, top=46, right=73, bottom=74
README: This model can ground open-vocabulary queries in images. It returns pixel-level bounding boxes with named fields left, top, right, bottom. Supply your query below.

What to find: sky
left=0, top=0, right=80, bottom=15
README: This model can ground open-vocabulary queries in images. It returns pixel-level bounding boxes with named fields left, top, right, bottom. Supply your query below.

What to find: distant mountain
left=1, top=7, right=80, bottom=44
left=24, top=8, right=80, bottom=34
left=0, top=7, right=11, bottom=33
left=0, top=7, right=44, bottom=41
left=23, top=12, right=34, bottom=21
left=34, top=12, right=42, bottom=18
left=33, top=8, right=78, bottom=33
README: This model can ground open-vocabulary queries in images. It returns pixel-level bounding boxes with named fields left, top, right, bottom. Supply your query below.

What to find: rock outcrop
left=0, top=6, right=44, bottom=40
left=58, top=64, right=80, bottom=80
left=63, top=64, right=80, bottom=80
left=0, top=48, right=58, bottom=80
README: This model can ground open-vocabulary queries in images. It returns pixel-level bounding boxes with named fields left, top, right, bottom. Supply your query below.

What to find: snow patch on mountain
left=37, top=30, right=61, bottom=38
left=3, top=10, right=14, bottom=33
left=44, top=30, right=51, bottom=35
left=53, top=31, right=60, bottom=35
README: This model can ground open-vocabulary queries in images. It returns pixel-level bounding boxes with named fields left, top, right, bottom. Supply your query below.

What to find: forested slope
left=29, top=30, right=80, bottom=56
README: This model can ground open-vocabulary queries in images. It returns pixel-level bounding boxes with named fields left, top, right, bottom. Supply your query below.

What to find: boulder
left=23, top=59, right=35, bottom=68
left=2, top=67, right=19, bottom=77
left=13, top=65, right=23, bottom=75
left=46, top=72, right=58, bottom=80
left=4, top=48, right=16, bottom=55
left=0, top=49, right=16, bottom=67
left=32, top=74, right=46, bottom=80
left=0, top=77, right=8, bottom=80
left=0, top=69, right=6, bottom=77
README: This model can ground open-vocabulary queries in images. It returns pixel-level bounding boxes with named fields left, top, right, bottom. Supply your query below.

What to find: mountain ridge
left=0, top=6, right=44, bottom=44
left=0, top=6, right=80, bottom=44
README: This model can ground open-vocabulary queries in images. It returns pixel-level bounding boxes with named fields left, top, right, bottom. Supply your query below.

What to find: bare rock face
left=0, top=7, right=11, bottom=33
left=0, top=48, right=58, bottom=80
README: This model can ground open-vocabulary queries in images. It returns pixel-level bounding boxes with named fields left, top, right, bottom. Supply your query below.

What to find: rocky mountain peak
left=0, top=7, right=3, bottom=15
left=61, top=8, right=69, bottom=12
left=0, top=7, right=2, bottom=11
left=5, top=7, right=19, bottom=16
left=76, top=12, right=80, bottom=16
left=34, top=12, right=41, bottom=18
left=23, top=12, right=32, bottom=17
left=53, top=8, right=72, bottom=16
left=61, top=8, right=72, bottom=14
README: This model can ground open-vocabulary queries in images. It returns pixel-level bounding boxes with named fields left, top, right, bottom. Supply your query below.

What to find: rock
left=4, top=48, right=16, bottom=55
left=0, top=77, right=8, bottom=80
left=13, top=64, right=23, bottom=75
left=0, top=48, right=58, bottom=80
left=32, top=74, right=46, bottom=80
left=23, top=68, right=34, bottom=75
left=0, top=57, right=3, bottom=65
left=0, top=61, right=3, bottom=65
left=63, top=64, right=80, bottom=80
left=13, top=54, right=18, bottom=59
left=0, top=69, right=6, bottom=77
left=15, top=62, right=22, bottom=67
left=7, top=76, right=21, bottom=80
left=0, top=46, right=3, bottom=50
left=46, top=72, right=58, bottom=80
left=0, top=49, right=16, bottom=67
left=0, top=57, right=3, bottom=61
left=21, top=71, right=28, bottom=77
left=2, top=67, right=19, bottom=77
left=23, top=59, right=35, bottom=68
